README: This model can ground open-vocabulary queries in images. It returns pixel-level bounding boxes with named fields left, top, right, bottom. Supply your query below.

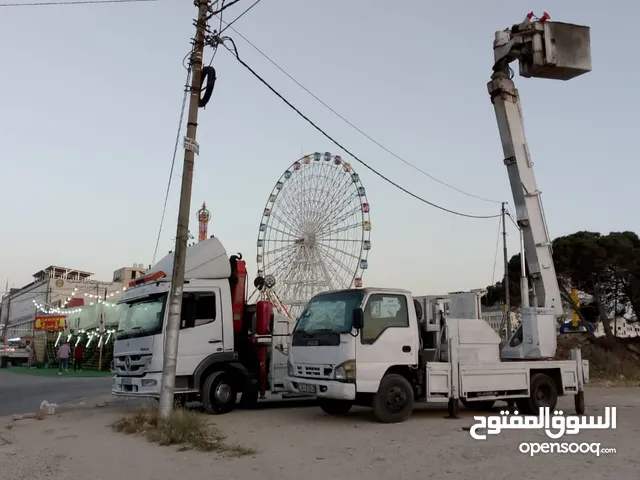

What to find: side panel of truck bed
left=425, top=362, right=450, bottom=402
left=460, top=364, right=530, bottom=395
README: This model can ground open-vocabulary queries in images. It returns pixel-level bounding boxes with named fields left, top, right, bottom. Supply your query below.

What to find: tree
left=482, top=254, right=526, bottom=308
left=483, top=230, right=640, bottom=342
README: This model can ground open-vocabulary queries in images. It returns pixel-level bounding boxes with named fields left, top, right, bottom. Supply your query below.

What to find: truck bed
left=425, top=358, right=588, bottom=403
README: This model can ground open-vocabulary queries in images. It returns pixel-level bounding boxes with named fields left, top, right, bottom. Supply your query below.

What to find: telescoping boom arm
left=487, top=12, right=591, bottom=359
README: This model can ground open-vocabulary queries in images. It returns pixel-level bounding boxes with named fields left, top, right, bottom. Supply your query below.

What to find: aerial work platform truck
left=285, top=14, right=592, bottom=423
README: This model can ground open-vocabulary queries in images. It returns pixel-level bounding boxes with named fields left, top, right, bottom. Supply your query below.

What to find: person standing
left=57, top=342, right=70, bottom=375
left=27, top=344, right=36, bottom=369
left=73, top=344, right=84, bottom=372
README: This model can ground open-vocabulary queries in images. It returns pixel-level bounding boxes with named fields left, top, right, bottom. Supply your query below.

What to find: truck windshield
left=116, top=293, right=167, bottom=340
left=295, top=290, right=364, bottom=334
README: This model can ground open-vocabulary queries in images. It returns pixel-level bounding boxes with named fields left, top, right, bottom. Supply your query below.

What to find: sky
left=1, top=0, right=638, bottom=297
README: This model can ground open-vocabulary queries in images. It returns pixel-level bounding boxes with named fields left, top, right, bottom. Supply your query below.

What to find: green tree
left=484, top=231, right=640, bottom=342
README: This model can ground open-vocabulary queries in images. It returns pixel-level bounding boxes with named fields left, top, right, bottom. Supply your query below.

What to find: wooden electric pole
left=501, top=202, right=512, bottom=339
left=158, top=0, right=211, bottom=423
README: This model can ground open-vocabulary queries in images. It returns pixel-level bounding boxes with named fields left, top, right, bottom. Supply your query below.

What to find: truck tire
left=461, top=398, right=495, bottom=411
left=202, top=371, right=237, bottom=414
left=518, top=373, right=558, bottom=415
left=318, top=399, right=353, bottom=416
left=372, top=374, right=414, bottom=423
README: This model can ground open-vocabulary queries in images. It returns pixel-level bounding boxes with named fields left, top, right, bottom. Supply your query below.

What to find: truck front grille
left=295, top=364, right=333, bottom=379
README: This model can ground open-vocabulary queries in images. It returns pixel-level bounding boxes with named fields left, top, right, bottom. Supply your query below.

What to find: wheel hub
left=536, top=385, right=552, bottom=405
left=386, top=386, right=407, bottom=412
left=295, top=231, right=317, bottom=248
left=215, top=383, right=232, bottom=403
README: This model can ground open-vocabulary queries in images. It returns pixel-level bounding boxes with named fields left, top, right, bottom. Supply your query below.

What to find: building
left=0, top=264, right=137, bottom=344
left=112, top=264, right=148, bottom=284
left=593, top=317, right=640, bottom=338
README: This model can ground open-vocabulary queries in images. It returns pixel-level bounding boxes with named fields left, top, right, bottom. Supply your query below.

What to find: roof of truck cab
left=147, top=236, right=232, bottom=280
left=313, top=287, right=412, bottom=296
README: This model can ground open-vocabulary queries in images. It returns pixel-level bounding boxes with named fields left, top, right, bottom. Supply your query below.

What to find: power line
left=217, top=19, right=502, bottom=205
left=152, top=68, right=192, bottom=265
left=209, top=0, right=238, bottom=16
left=218, top=0, right=261, bottom=35
left=505, top=210, right=520, bottom=230
left=221, top=41, right=500, bottom=220
left=0, top=0, right=156, bottom=6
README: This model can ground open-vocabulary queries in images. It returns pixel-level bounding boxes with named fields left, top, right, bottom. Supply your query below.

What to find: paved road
left=0, top=370, right=112, bottom=416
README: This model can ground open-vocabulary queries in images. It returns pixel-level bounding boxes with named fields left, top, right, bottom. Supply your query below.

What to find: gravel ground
left=1, top=387, right=638, bottom=480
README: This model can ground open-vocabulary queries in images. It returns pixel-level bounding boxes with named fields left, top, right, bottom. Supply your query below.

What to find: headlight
left=334, top=359, right=356, bottom=382
left=287, top=359, right=294, bottom=376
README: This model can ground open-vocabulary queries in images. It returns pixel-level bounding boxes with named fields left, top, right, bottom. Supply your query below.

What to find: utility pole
left=158, top=0, right=210, bottom=423
left=614, top=275, right=618, bottom=337
left=501, top=202, right=512, bottom=339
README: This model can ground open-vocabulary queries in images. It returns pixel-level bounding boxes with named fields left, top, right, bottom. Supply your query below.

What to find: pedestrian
left=57, top=342, right=70, bottom=375
left=27, top=344, right=36, bottom=369
left=73, top=344, right=84, bottom=372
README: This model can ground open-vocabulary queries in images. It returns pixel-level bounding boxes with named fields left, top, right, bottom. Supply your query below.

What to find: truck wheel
left=372, top=374, right=414, bottom=423
left=318, top=399, right=353, bottom=416
left=520, top=373, right=558, bottom=415
left=461, top=398, right=495, bottom=411
left=202, top=371, right=237, bottom=414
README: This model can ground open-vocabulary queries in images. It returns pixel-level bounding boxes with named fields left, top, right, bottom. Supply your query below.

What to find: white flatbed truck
left=284, top=13, right=592, bottom=423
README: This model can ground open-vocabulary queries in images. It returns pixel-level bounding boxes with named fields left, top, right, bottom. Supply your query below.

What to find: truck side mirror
left=352, top=308, right=364, bottom=330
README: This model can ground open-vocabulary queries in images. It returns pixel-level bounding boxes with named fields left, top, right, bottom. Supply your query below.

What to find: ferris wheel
left=256, top=151, right=372, bottom=318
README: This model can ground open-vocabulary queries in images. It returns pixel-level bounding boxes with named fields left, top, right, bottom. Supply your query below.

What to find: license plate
left=119, top=377, right=134, bottom=385
left=297, top=383, right=317, bottom=394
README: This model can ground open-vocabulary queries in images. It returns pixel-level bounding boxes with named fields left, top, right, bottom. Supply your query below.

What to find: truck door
left=355, top=293, right=419, bottom=393
left=269, top=316, right=292, bottom=393
left=176, top=288, right=223, bottom=376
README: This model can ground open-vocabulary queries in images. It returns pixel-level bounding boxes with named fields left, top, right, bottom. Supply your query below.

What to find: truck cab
left=286, top=288, right=419, bottom=403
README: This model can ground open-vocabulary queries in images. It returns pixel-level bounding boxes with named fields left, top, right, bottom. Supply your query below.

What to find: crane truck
left=284, top=13, right=592, bottom=423
left=111, top=237, right=295, bottom=413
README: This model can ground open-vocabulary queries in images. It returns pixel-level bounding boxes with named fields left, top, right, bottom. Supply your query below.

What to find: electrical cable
left=218, top=0, right=261, bottom=35
left=152, top=67, right=193, bottom=264
left=222, top=42, right=501, bottom=219
left=216, top=18, right=502, bottom=205
left=209, top=0, right=237, bottom=15
left=505, top=210, right=520, bottom=229
left=0, top=0, right=156, bottom=6
left=205, top=0, right=226, bottom=67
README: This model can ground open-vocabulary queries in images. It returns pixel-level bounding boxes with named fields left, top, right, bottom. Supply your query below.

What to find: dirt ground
left=1, top=387, right=639, bottom=480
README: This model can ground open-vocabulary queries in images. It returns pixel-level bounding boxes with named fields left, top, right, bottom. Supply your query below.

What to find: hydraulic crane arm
left=487, top=13, right=591, bottom=359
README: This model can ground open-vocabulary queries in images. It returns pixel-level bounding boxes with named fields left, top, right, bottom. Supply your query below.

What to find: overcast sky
left=1, top=0, right=637, bottom=296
